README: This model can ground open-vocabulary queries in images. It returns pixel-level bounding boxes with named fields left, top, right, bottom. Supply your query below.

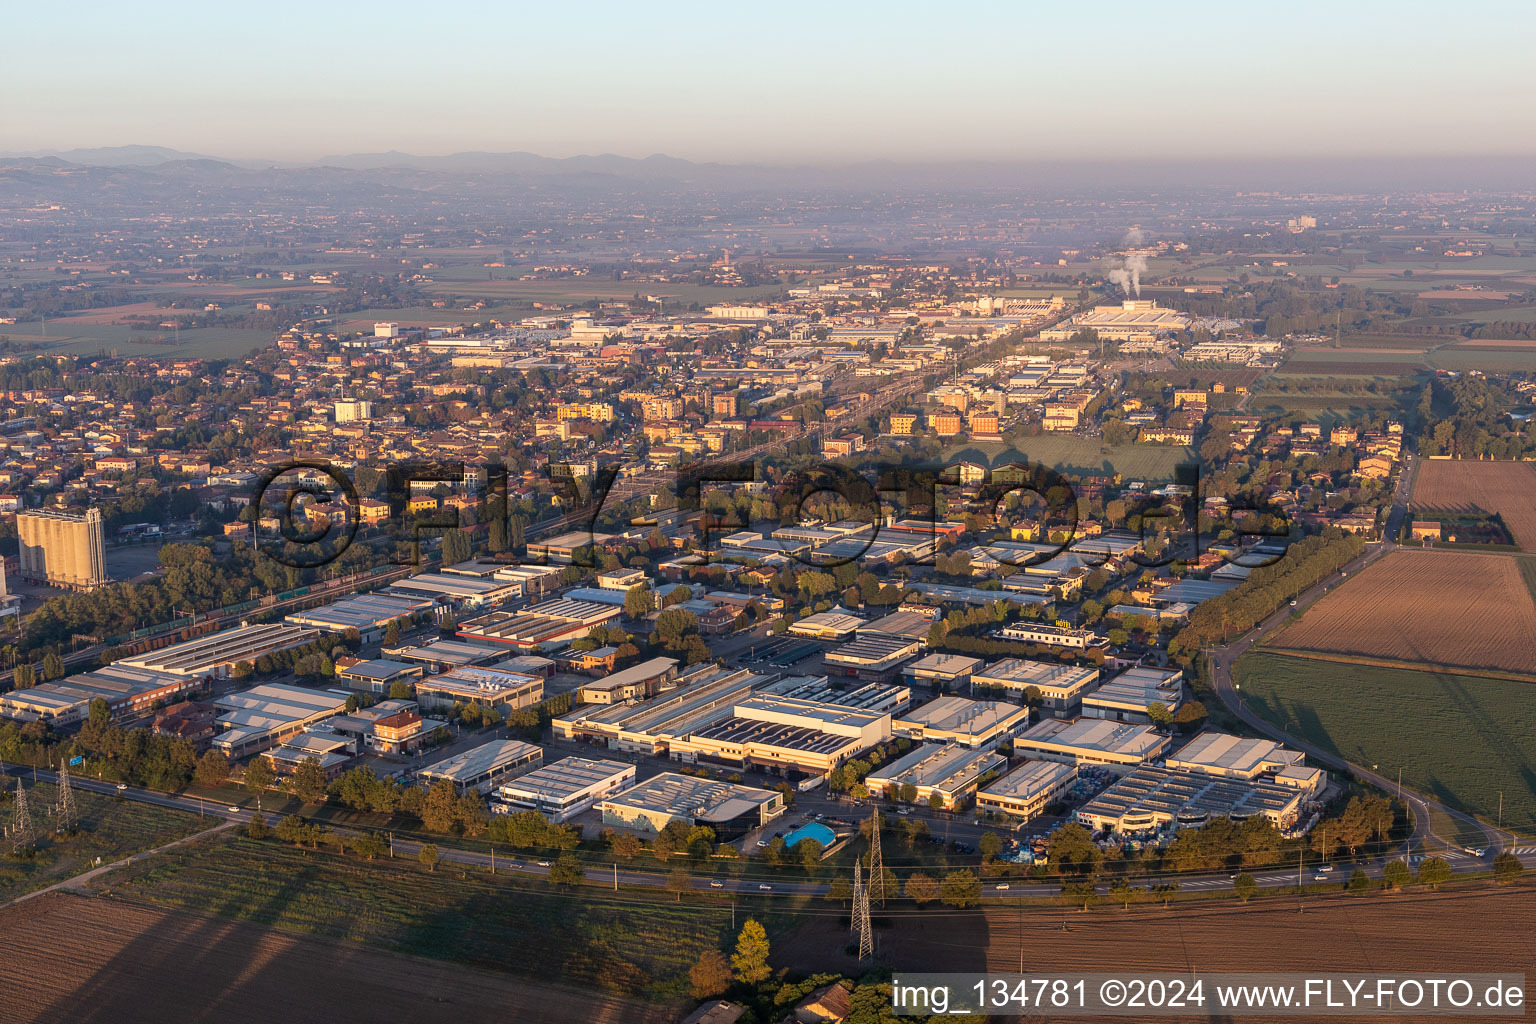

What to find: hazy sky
left=6, top=0, right=1534, bottom=163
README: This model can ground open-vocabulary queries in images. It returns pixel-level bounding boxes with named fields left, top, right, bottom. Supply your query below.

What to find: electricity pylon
left=867, top=808, right=885, bottom=905
left=54, top=764, right=76, bottom=833
left=9, top=778, right=35, bottom=852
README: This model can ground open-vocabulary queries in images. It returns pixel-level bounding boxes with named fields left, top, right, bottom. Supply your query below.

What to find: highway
left=5, top=761, right=1529, bottom=908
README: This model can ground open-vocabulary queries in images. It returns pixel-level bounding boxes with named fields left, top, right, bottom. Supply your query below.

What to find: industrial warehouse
left=416, top=739, right=543, bottom=794
left=457, top=598, right=620, bottom=649
left=210, top=682, right=351, bottom=758
left=893, top=695, right=1029, bottom=748
left=976, top=759, right=1079, bottom=821
left=0, top=663, right=202, bottom=726
left=1012, top=717, right=1172, bottom=772
left=675, top=693, right=892, bottom=776
left=285, top=592, right=437, bottom=642
left=413, top=664, right=545, bottom=716
left=1074, top=765, right=1306, bottom=833
left=970, top=659, right=1100, bottom=715
left=864, top=743, right=1007, bottom=810
left=598, top=771, right=785, bottom=839
left=494, top=757, right=636, bottom=822
left=120, top=624, right=323, bottom=679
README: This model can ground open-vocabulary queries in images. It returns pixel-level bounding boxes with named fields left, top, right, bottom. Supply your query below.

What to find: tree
left=388, top=680, right=414, bottom=700
left=287, top=757, right=329, bottom=805
left=420, top=779, right=460, bottom=833
left=624, top=585, right=654, bottom=618
left=352, top=832, right=389, bottom=861
left=244, top=757, right=275, bottom=808
left=666, top=867, right=693, bottom=902
left=548, top=853, right=584, bottom=887
left=1047, top=823, right=1101, bottom=875
left=383, top=620, right=401, bottom=647
left=606, top=829, right=643, bottom=862
left=12, top=663, right=35, bottom=689
left=905, top=872, right=939, bottom=906
left=1493, top=852, right=1524, bottom=884
left=1061, top=879, right=1098, bottom=911
left=245, top=815, right=271, bottom=840
left=1233, top=873, right=1258, bottom=903
left=731, top=919, right=772, bottom=984
left=939, top=870, right=981, bottom=909
left=42, top=652, right=65, bottom=681
left=1383, top=859, right=1411, bottom=890
left=978, top=832, right=1002, bottom=861
left=1348, top=868, right=1370, bottom=895
left=418, top=843, right=440, bottom=872
left=193, top=750, right=229, bottom=786
left=796, top=838, right=824, bottom=870
left=824, top=878, right=853, bottom=905
left=1417, top=856, right=1452, bottom=890
left=1146, top=701, right=1173, bottom=729
left=689, top=949, right=733, bottom=1000
left=1173, top=700, right=1208, bottom=732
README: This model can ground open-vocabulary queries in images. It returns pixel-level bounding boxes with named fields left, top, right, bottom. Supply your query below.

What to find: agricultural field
left=1277, top=348, right=1430, bottom=378
left=956, top=436, right=1195, bottom=481
left=1426, top=347, right=1536, bottom=373
left=88, top=834, right=736, bottom=1004
left=1412, top=459, right=1536, bottom=551
left=781, top=882, right=1536, bottom=1018
left=0, top=321, right=273, bottom=358
left=0, top=892, right=671, bottom=1024
left=1233, top=651, right=1536, bottom=834
left=0, top=782, right=208, bottom=904
left=1267, top=549, right=1536, bottom=677
left=416, top=274, right=785, bottom=309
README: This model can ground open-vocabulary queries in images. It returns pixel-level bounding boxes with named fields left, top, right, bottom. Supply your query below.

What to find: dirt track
left=0, top=892, right=676, bottom=1024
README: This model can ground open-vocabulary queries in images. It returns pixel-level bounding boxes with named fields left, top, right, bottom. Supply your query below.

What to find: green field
left=417, top=274, right=786, bottom=308
left=0, top=323, right=273, bottom=358
left=91, top=834, right=744, bottom=1000
left=1233, top=651, right=1536, bottom=836
left=0, top=781, right=208, bottom=902
left=954, top=436, right=1195, bottom=481
left=1426, top=348, right=1536, bottom=373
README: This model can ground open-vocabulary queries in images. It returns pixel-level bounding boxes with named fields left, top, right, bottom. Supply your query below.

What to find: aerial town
left=1, top=5, right=1534, bottom=1023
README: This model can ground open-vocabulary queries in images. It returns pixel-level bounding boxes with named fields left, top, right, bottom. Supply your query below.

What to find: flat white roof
left=419, top=739, right=541, bottom=783
left=1167, top=732, right=1301, bottom=774
left=897, top=695, right=1028, bottom=737
left=980, top=759, right=1077, bottom=801
left=498, top=756, right=634, bottom=801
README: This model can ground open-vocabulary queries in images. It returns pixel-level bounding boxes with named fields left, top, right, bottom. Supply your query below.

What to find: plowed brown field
left=1270, top=549, right=1536, bottom=676
left=783, top=886, right=1536, bottom=1024
left=1413, top=459, right=1536, bottom=550
left=0, top=893, right=672, bottom=1024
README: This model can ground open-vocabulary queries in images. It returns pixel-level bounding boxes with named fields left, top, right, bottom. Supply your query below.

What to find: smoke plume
left=1108, top=253, right=1148, bottom=297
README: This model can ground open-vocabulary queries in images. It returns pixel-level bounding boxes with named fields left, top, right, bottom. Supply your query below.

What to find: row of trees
left=1169, top=531, right=1366, bottom=657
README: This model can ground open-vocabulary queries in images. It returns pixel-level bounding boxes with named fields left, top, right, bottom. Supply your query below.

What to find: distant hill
left=0, top=145, right=273, bottom=169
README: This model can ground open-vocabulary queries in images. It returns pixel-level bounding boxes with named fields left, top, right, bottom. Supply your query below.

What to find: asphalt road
left=5, top=761, right=1529, bottom=906
left=1205, top=454, right=1518, bottom=857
